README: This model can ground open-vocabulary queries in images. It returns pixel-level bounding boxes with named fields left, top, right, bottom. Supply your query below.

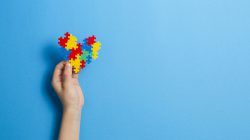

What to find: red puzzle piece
left=86, top=35, right=96, bottom=45
left=67, top=43, right=83, bottom=60
left=58, top=32, right=70, bottom=48
left=81, top=60, right=86, bottom=68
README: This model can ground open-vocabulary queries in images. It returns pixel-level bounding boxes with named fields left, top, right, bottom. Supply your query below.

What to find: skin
left=51, top=61, right=84, bottom=140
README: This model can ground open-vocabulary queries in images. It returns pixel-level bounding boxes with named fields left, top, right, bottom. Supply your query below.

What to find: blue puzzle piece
left=82, top=39, right=87, bottom=44
left=86, top=55, right=92, bottom=64
left=82, top=43, right=92, bottom=52
left=59, top=47, right=71, bottom=60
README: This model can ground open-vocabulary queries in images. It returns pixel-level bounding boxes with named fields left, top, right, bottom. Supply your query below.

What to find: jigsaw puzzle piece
left=86, top=35, right=96, bottom=45
left=80, top=50, right=91, bottom=61
left=58, top=32, right=70, bottom=48
left=59, top=47, right=71, bottom=60
left=69, top=54, right=82, bottom=73
left=82, top=43, right=92, bottom=52
left=65, top=34, right=78, bottom=50
left=81, top=60, right=86, bottom=69
left=68, top=43, right=83, bottom=60
left=91, top=42, right=101, bottom=60
left=86, top=55, right=92, bottom=64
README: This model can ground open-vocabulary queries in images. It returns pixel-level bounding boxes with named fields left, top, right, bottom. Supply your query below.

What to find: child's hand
left=52, top=61, right=84, bottom=140
left=51, top=61, right=84, bottom=111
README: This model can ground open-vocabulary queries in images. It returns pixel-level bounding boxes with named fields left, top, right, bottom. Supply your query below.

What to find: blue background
left=0, top=0, right=250, bottom=139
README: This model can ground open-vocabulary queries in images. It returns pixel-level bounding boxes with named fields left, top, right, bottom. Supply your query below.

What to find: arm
left=51, top=61, right=84, bottom=140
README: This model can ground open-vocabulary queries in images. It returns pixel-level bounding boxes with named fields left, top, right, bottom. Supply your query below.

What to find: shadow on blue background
left=42, top=43, right=63, bottom=140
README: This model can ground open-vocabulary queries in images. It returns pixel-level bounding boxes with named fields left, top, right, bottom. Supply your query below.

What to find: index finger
left=52, top=61, right=65, bottom=84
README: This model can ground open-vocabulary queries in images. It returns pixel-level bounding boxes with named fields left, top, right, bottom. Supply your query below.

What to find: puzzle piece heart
left=58, top=32, right=101, bottom=73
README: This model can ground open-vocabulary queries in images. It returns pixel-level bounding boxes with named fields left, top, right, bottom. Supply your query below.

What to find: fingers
left=52, top=61, right=65, bottom=91
left=72, top=72, right=80, bottom=85
left=72, top=73, right=78, bottom=79
left=63, top=62, right=73, bottom=87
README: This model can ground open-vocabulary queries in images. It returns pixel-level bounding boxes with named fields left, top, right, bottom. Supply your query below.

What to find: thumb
left=63, top=62, right=72, bottom=87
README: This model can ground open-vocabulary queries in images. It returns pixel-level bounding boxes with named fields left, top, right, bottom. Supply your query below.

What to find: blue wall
left=1, top=0, right=250, bottom=139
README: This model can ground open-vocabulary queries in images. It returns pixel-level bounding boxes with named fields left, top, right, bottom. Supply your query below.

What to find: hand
left=51, top=61, right=84, bottom=111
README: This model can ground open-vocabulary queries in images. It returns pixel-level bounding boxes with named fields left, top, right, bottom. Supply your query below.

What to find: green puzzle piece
left=80, top=50, right=91, bottom=61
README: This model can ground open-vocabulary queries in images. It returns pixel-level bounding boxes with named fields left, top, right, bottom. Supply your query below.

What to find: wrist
left=63, top=107, right=82, bottom=122
left=64, top=105, right=82, bottom=113
left=63, top=101, right=83, bottom=111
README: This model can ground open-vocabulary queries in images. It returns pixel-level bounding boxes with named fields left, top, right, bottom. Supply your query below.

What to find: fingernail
left=67, top=63, right=71, bottom=67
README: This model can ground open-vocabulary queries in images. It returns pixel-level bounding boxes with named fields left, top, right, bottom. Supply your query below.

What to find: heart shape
left=58, top=32, right=101, bottom=73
